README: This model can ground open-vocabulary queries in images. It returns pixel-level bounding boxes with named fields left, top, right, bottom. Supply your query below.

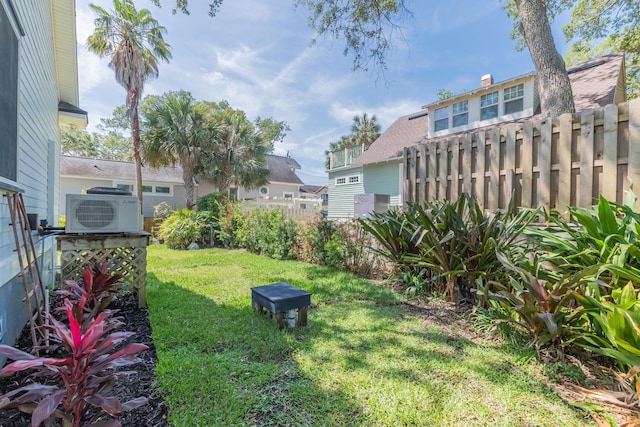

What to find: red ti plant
left=56, top=261, right=124, bottom=320
left=0, top=297, right=148, bottom=427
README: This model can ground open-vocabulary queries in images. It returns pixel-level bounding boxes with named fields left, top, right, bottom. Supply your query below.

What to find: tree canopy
left=325, top=112, right=381, bottom=169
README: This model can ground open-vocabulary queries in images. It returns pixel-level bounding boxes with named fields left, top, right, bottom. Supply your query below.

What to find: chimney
left=481, top=74, right=494, bottom=87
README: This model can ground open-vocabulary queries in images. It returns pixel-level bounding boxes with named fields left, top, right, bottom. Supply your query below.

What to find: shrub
left=55, top=261, right=124, bottom=323
left=196, top=192, right=225, bottom=217
left=216, top=202, right=245, bottom=248
left=0, top=298, right=148, bottom=427
left=159, top=209, right=216, bottom=249
left=236, top=208, right=296, bottom=260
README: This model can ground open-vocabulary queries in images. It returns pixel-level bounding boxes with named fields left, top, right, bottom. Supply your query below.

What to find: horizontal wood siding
left=404, top=100, right=638, bottom=214
left=328, top=168, right=364, bottom=218
left=0, top=0, right=61, bottom=351
left=363, top=162, right=402, bottom=207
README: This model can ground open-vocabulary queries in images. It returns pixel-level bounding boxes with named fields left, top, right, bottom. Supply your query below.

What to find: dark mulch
left=0, top=294, right=168, bottom=427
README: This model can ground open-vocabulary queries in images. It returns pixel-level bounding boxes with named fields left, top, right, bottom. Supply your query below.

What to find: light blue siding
left=0, top=0, right=63, bottom=355
left=327, top=167, right=364, bottom=218
left=363, top=162, right=402, bottom=208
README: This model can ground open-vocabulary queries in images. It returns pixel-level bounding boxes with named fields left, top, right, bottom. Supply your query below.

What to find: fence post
left=579, top=110, right=595, bottom=208
left=521, top=122, right=533, bottom=208
left=539, top=119, right=552, bottom=212
left=602, top=104, right=619, bottom=203
left=557, top=113, right=572, bottom=214
left=629, top=99, right=640, bottom=211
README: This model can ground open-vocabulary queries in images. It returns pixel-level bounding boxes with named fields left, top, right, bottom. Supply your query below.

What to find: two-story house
left=327, top=52, right=626, bottom=218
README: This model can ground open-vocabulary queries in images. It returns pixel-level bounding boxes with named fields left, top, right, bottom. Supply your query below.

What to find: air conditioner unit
left=65, top=194, right=141, bottom=233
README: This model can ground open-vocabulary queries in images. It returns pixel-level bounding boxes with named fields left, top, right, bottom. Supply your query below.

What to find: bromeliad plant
left=0, top=296, right=148, bottom=427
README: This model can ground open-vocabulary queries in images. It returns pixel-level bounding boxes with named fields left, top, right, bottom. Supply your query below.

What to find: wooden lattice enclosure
left=57, top=234, right=150, bottom=307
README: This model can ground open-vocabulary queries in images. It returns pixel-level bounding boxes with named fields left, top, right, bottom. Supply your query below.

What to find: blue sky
left=75, top=0, right=568, bottom=185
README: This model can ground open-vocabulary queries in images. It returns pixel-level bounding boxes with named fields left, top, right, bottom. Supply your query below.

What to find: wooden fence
left=403, top=99, right=640, bottom=214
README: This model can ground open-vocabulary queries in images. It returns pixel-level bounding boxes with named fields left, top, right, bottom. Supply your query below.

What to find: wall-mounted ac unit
left=65, top=194, right=140, bottom=233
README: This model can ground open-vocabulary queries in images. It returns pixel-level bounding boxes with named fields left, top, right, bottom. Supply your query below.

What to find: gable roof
left=352, top=53, right=625, bottom=166
left=61, top=156, right=185, bottom=184
left=267, top=155, right=304, bottom=185
left=352, top=111, right=429, bottom=166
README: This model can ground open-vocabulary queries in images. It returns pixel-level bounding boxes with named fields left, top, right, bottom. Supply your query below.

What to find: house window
left=434, top=106, right=448, bottom=131
left=480, top=91, right=499, bottom=120
left=142, top=185, right=153, bottom=193
left=283, top=192, right=294, bottom=200
left=336, top=175, right=360, bottom=185
left=504, top=83, right=524, bottom=114
left=300, top=203, right=307, bottom=210
left=155, top=186, right=171, bottom=194
left=115, top=183, right=133, bottom=193
left=0, top=5, right=19, bottom=181
left=452, top=100, right=468, bottom=127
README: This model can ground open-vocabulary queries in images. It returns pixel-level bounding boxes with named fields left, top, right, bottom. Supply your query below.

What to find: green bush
left=235, top=208, right=296, bottom=260
left=159, top=209, right=216, bottom=249
left=196, top=192, right=226, bottom=217
left=216, top=202, right=245, bottom=248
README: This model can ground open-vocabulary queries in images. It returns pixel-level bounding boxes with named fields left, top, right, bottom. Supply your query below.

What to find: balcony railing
left=329, top=144, right=366, bottom=169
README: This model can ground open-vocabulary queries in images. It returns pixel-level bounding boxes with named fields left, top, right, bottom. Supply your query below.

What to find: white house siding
left=327, top=167, right=364, bottom=218
left=0, top=0, right=61, bottom=350
left=363, top=162, right=403, bottom=208
left=238, top=182, right=300, bottom=200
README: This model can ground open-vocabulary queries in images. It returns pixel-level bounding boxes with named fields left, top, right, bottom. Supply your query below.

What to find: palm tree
left=87, top=0, right=171, bottom=212
left=351, top=112, right=381, bottom=147
left=325, top=112, right=381, bottom=169
left=141, top=91, right=215, bottom=210
left=203, top=107, right=271, bottom=197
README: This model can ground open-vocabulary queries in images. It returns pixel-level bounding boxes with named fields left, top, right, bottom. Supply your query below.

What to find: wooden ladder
left=4, top=191, right=47, bottom=354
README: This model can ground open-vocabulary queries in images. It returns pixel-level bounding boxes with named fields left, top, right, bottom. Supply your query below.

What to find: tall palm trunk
left=130, top=94, right=144, bottom=215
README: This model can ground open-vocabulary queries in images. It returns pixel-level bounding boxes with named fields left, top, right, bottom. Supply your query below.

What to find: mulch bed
left=0, top=294, right=168, bottom=427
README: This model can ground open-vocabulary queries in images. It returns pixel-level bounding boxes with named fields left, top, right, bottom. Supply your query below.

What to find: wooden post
left=521, top=122, right=533, bottom=208
left=602, top=104, right=619, bottom=203
left=438, top=140, right=448, bottom=199
left=539, top=119, right=552, bottom=212
left=579, top=110, right=595, bottom=208
left=488, top=128, right=500, bottom=211
left=476, top=132, right=487, bottom=211
left=628, top=99, right=640, bottom=211
left=450, top=137, right=460, bottom=200
left=428, top=142, right=437, bottom=201
left=462, top=134, right=472, bottom=198
left=505, top=125, right=516, bottom=207
left=557, top=113, right=572, bottom=214
left=418, top=144, right=427, bottom=205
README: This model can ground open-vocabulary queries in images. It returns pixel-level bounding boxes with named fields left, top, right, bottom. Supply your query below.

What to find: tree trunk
left=515, top=0, right=575, bottom=118
left=182, top=157, right=195, bottom=210
left=130, top=97, right=144, bottom=216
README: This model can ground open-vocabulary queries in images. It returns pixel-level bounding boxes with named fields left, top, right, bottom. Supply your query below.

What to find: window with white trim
left=336, top=175, right=360, bottom=185
left=434, top=106, right=448, bottom=131
left=504, top=83, right=524, bottom=114
left=452, top=100, right=468, bottom=127
left=480, top=91, right=499, bottom=120
left=283, top=192, right=294, bottom=200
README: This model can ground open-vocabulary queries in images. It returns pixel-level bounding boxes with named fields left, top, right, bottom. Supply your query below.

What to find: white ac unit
left=65, top=194, right=141, bottom=233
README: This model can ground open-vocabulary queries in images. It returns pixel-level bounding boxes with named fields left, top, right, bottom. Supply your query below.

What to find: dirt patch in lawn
left=0, top=293, right=168, bottom=427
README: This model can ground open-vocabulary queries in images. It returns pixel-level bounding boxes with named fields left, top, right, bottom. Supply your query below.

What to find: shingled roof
left=61, top=154, right=305, bottom=185
left=61, top=156, right=184, bottom=183
left=267, top=155, right=304, bottom=185
left=351, top=52, right=625, bottom=166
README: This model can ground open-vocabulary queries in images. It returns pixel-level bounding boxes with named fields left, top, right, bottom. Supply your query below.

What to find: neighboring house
left=60, top=156, right=201, bottom=218
left=0, top=1, right=87, bottom=351
left=301, top=184, right=328, bottom=208
left=327, top=52, right=627, bottom=218
left=60, top=154, right=317, bottom=215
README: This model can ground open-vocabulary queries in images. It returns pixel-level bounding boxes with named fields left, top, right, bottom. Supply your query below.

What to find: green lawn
left=146, top=246, right=592, bottom=426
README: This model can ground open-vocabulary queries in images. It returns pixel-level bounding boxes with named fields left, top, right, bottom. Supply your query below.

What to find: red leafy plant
left=0, top=296, right=148, bottom=427
left=55, top=261, right=125, bottom=321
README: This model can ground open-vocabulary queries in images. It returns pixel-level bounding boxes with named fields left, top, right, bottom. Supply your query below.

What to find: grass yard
left=147, top=246, right=592, bottom=426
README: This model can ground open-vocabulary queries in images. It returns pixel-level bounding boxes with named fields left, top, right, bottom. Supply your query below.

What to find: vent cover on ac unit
left=75, top=199, right=117, bottom=229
